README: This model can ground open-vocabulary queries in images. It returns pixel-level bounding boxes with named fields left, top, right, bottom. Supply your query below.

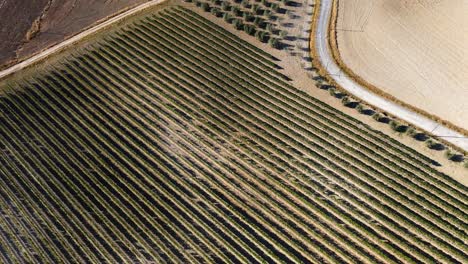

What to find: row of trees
left=311, top=77, right=466, bottom=164
left=192, top=0, right=291, bottom=49
left=192, top=0, right=467, bottom=165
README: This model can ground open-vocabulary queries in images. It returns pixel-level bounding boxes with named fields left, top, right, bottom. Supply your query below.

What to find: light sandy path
left=0, top=0, right=167, bottom=80
left=315, top=0, right=468, bottom=152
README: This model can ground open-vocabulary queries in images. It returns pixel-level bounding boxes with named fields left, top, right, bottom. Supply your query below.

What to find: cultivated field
left=334, top=0, right=468, bottom=132
left=0, top=5, right=467, bottom=263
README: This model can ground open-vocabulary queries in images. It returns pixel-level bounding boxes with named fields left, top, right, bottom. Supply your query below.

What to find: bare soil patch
left=334, top=0, right=468, bottom=132
left=0, top=0, right=145, bottom=70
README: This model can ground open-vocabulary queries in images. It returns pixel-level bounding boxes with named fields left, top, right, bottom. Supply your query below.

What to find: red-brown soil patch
left=0, top=0, right=145, bottom=70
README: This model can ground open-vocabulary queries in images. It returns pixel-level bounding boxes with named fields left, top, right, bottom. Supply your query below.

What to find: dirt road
left=314, top=0, right=468, bottom=152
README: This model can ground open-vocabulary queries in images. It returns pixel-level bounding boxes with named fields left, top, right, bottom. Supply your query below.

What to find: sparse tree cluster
left=192, top=0, right=299, bottom=49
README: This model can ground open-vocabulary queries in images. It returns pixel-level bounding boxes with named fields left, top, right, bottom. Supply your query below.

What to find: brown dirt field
left=0, top=0, right=49, bottom=67
left=334, top=0, right=468, bottom=132
left=0, top=0, right=145, bottom=70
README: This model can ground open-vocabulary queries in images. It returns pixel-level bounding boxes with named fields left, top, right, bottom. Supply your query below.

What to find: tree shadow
left=393, top=125, right=409, bottom=133
left=428, top=143, right=446, bottom=151
left=287, top=1, right=303, bottom=7
left=284, top=35, right=296, bottom=41
left=333, top=93, right=346, bottom=99
left=319, top=84, right=334, bottom=90
left=289, top=14, right=301, bottom=19
left=449, top=155, right=464, bottom=162
left=377, top=116, right=390, bottom=124
left=413, top=133, right=429, bottom=141
left=360, top=109, right=375, bottom=116
left=281, top=22, right=295, bottom=28
left=344, top=101, right=359, bottom=108
left=302, top=56, right=312, bottom=62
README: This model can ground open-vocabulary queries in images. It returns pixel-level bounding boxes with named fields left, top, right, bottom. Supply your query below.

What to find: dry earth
left=335, top=0, right=468, bottom=132
left=0, top=0, right=145, bottom=70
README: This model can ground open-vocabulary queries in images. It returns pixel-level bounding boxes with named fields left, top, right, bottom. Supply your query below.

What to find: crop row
left=85, top=27, right=458, bottom=262
left=0, top=7, right=466, bottom=264
left=171, top=7, right=468, bottom=200
left=150, top=9, right=468, bottom=223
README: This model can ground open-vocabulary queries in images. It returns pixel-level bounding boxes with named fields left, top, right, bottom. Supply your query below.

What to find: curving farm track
left=314, top=0, right=468, bottom=152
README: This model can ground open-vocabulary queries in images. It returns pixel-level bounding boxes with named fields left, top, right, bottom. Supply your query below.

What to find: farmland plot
left=0, top=6, right=467, bottom=263
left=334, top=0, right=468, bottom=132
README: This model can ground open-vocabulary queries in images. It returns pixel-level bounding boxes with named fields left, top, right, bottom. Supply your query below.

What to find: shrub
left=223, top=12, right=232, bottom=22
left=253, top=16, right=263, bottom=26
left=244, top=24, right=256, bottom=35
left=232, top=6, right=241, bottom=16
left=200, top=2, right=211, bottom=12
left=445, top=149, right=454, bottom=159
left=426, top=139, right=446, bottom=151
left=266, top=23, right=274, bottom=33
left=268, top=37, right=280, bottom=48
left=279, top=30, right=288, bottom=38
left=445, top=149, right=464, bottom=162
left=372, top=113, right=382, bottom=121
left=372, top=113, right=390, bottom=123
left=221, top=1, right=230, bottom=11
left=255, top=30, right=268, bottom=42
left=311, top=76, right=326, bottom=83
left=243, top=12, right=254, bottom=21
left=319, top=84, right=333, bottom=90
left=233, top=19, right=244, bottom=30
left=390, top=120, right=408, bottom=133
left=356, top=104, right=365, bottom=113
left=210, top=7, right=222, bottom=17
left=271, top=3, right=279, bottom=11
left=406, top=127, right=416, bottom=136
left=341, top=96, right=359, bottom=108
left=356, top=104, right=375, bottom=115
left=341, top=96, right=350, bottom=105
left=251, top=4, right=260, bottom=13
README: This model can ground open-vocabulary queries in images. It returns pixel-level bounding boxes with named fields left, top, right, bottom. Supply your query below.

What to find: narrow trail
left=314, top=0, right=468, bottom=152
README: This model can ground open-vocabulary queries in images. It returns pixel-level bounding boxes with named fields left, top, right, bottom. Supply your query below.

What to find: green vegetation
left=190, top=0, right=301, bottom=49
left=0, top=6, right=466, bottom=263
